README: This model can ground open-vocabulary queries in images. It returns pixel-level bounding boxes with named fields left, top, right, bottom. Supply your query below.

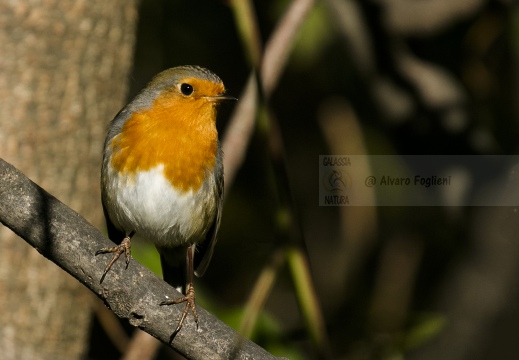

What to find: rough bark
left=0, top=1, right=137, bottom=358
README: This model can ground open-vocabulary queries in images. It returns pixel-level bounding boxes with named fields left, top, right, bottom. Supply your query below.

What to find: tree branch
left=0, top=157, right=280, bottom=360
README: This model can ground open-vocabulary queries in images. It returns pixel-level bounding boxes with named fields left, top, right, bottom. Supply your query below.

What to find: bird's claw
left=160, top=283, right=198, bottom=340
left=95, top=236, right=132, bottom=283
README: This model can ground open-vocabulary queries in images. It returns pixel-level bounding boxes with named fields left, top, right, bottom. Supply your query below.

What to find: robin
left=96, top=65, right=236, bottom=336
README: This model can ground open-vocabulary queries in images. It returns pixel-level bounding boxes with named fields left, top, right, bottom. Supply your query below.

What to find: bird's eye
left=180, top=83, right=194, bottom=96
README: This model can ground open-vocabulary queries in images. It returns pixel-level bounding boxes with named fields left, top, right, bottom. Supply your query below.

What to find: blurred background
left=2, top=0, right=519, bottom=359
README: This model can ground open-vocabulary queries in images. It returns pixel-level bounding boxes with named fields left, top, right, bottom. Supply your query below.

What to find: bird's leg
left=95, top=230, right=136, bottom=283
left=160, top=245, right=198, bottom=339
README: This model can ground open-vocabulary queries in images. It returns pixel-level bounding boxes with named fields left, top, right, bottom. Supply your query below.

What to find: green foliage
left=131, top=240, right=162, bottom=277
left=290, top=3, right=334, bottom=70
left=403, top=313, right=447, bottom=351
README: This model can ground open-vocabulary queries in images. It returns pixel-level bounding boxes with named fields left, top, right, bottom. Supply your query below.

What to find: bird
left=95, top=65, right=236, bottom=337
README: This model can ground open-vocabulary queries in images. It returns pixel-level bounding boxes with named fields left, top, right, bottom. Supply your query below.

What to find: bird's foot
left=160, top=283, right=198, bottom=340
left=95, top=236, right=132, bottom=283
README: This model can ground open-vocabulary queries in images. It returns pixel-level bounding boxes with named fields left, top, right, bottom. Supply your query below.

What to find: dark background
left=89, top=1, right=519, bottom=359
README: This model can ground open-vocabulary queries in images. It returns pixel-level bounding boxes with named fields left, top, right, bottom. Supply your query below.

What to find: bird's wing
left=102, top=198, right=126, bottom=244
left=194, top=146, right=224, bottom=277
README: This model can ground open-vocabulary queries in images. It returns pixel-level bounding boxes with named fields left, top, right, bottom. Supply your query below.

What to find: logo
left=322, top=169, right=351, bottom=194
left=319, top=155, right=353, bottom=206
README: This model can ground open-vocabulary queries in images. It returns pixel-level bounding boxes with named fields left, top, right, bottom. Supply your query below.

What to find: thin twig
left=223, top=0, right=316, bottom=191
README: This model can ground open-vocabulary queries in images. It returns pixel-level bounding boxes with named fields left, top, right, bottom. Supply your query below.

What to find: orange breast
left=109, top=91, right=218, bottom=192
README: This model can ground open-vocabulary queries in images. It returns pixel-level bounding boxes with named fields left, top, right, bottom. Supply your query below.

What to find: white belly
left=103, top=164, right=216, bottom=247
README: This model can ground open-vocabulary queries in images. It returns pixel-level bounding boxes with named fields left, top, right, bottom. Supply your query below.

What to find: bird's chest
left=104, top=162, right=217, bottom=247
left=110, top=113, right=218, bottom=192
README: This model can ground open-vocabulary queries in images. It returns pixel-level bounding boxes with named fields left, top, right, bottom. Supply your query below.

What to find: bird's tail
left=159, top=251, right=186, bottom=294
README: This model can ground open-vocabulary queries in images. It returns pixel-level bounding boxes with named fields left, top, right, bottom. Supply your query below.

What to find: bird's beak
left=205, top=94, right=238, bottom=102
